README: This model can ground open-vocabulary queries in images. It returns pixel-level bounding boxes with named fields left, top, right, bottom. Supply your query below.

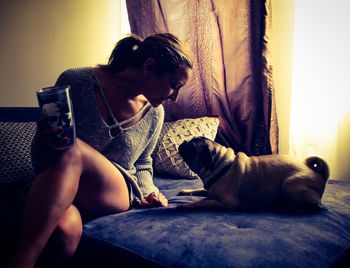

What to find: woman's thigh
left=73, top=138, right=130, bottom=219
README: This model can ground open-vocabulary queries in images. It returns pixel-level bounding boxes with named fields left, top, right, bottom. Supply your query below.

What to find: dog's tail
left=305, top=156, right=330, bottom=181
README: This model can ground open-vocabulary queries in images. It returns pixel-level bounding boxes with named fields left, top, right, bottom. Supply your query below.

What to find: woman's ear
left=143, top=58, right=156, bottom=77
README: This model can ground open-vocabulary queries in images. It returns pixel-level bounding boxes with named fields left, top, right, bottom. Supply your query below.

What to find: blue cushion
left=82, top=177, right=350, bottom=267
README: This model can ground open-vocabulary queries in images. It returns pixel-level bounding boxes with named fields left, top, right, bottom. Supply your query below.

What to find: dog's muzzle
left=178, top=141, right=194, bottom=163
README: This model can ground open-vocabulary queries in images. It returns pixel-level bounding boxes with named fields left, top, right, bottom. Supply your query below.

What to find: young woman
left=8, top=33, right=193, bottom=268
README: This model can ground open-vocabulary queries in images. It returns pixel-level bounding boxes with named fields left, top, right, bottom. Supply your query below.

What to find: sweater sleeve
left=134, top=108, right=164, bottom=197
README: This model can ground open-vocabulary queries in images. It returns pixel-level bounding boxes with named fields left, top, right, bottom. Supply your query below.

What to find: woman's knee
left=58, top=138, right=98, bottom=169
left=61, top=138, right=83, bottom=162
left=55, top=138, right=84, bottom=171
left=52, top=205, right=83, bottom=256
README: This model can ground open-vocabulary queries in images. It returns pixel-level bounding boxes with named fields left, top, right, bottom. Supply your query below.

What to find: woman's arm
left=134, top=106, right=168, bottom=207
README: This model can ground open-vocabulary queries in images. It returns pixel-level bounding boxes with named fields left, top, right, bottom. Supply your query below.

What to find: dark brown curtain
left=126, top=0, right=278, bottom=156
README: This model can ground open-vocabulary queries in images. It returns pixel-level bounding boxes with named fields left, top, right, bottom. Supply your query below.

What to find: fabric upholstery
left=0, top=122, right=36, bottom=190
left=1, top=116, right=349, bottom=267
left=83, top=177, right=350, bottom=268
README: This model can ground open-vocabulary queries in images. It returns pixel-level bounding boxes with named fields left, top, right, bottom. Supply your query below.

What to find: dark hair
left=101, top=33, right=193, bottom=75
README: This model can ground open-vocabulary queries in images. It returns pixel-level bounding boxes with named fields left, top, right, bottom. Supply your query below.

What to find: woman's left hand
left=141, top=191, right=168, bottom=208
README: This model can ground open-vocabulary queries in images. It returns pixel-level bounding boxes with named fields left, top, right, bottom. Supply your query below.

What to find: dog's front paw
left=177, top=189, right=193, bottom=196
left=177, top=188, right=207, bottom=196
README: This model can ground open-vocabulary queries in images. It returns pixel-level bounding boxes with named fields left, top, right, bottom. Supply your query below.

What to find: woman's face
left=143, top=63, right=191, bottom=107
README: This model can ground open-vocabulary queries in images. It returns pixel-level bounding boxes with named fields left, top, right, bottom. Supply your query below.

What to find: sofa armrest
left=0, top=107, right=41, bottom=122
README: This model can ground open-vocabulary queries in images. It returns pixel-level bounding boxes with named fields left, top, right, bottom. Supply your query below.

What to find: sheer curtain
left=290, top=0, right=350, bottom=180
left=126, top=0, right=278, bottom=156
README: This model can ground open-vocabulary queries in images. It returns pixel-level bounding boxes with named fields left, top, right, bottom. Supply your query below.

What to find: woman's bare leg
left=36, top=205, right=83, bottom=268
left=8, top=138, right=130, bottom=268
left=8, top=145, right=83, bottom=268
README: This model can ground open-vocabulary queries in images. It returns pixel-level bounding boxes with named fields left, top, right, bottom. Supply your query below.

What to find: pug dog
left=177, top=137, right=329, bottom=212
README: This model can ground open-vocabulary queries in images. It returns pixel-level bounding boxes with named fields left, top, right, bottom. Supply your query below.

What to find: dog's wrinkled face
left=179, top=137, right=216, bottom=173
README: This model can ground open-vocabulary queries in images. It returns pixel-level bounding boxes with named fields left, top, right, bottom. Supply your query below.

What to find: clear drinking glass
left=36, top=85, right=76, bottom=150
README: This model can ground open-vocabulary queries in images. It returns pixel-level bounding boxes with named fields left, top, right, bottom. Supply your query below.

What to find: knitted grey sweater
left=55, top=67, right=164, bottom=205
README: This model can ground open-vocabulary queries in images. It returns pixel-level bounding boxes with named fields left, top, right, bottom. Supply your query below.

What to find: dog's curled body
left=178, top=137, right=329, bottom=212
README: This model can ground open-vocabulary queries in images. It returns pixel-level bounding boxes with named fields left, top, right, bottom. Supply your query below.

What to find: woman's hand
left=36, top=118, right=70, bottom=150
left=141, top=191, right=168, bottom=208
left=34, top=118, right=69, bottom=162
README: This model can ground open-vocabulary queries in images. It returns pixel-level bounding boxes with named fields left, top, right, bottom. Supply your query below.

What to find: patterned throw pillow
left=152, top=117, right=220, bottom=179
left=0, top=122, right=37, bottom=191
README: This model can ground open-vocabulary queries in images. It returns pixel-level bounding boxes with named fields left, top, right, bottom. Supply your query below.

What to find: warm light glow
left=121, top=0, right=131, bottom=36
left=290, top=0, right=350, bottom=179
left=102, top=0, right=130, bottom=63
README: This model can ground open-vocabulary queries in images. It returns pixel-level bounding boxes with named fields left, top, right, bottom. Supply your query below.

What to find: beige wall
left=271, top=0, right=295, bottom=154
left=0, top=0, right=127, bottom=107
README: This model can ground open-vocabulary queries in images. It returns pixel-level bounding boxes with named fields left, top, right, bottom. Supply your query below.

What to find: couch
left=1, top=107, right=350, bottom=268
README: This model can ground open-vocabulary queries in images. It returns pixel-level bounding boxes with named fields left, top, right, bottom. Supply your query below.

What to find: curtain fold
left=127, top=0, right=278, bottom=156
